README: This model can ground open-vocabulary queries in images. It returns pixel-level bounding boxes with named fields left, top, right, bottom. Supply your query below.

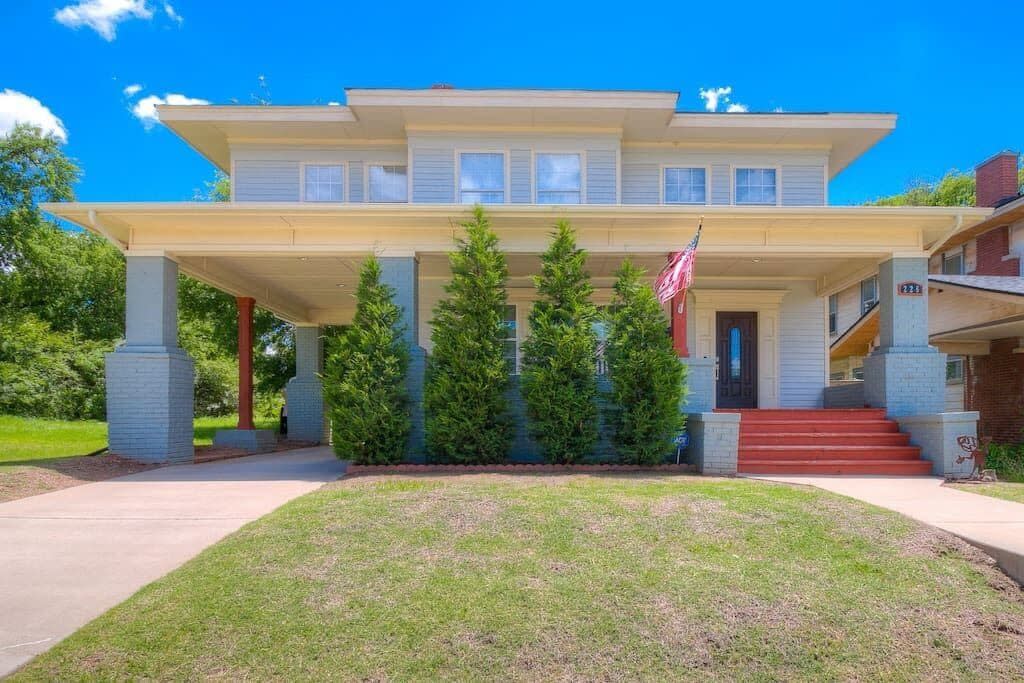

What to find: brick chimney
left=976, top=151, right=1020, bottom=208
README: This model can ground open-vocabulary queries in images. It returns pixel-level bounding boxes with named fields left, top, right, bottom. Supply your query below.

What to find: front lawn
left=14, top=475, right=1024, bottom=680
left=950, top=481, right=1024, bottom=505
left=0, top=414, right=277, bottom=464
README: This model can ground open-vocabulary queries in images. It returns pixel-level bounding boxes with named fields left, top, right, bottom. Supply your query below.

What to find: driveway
left=750, top=475, right=1024, bottom=584
left=0, top=446, right=345, bottom=677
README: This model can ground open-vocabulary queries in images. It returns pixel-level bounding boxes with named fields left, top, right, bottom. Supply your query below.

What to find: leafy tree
left=605, top=260, right=685, bottom=465
left=520, top=221, right=598, bottom=463
left=424, top=206, right=512, bottom=463
left=868, top=164, right=1024, bottom=207
left=323, top=256, right=410, bottom=464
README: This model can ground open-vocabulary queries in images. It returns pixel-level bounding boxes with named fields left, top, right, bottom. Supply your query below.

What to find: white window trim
left=659, top=164, right=711, bottom=205
left=946, top=355, right=964, bottom=385
left=731, top=164, right=782, bottom=206
left=299, top=161, right=347, bottom=203
left=942, top=247, right=965, bottom=275
left=533, top=150, right=587, bottom=204
left=455, top=149, right=510, bottom=204
left=364, top=161, right=410, bottom=204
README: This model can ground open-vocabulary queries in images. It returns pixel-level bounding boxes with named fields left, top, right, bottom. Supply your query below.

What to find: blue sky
left=3, top=0, right=1022, bottom=205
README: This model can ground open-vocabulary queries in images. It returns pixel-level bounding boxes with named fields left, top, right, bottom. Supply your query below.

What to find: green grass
left=0, top=414, right=277, bottom=464
left=950, top=481, right=1024, bottom=505
left=13, top=475, right=1024, bottom=681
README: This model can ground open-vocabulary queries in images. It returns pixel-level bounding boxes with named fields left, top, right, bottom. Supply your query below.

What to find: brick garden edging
left=344, top=463, right=697, bottom=476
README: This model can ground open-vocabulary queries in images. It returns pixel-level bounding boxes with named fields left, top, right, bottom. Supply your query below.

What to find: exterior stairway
left=719, top=408, right=933, bottom=475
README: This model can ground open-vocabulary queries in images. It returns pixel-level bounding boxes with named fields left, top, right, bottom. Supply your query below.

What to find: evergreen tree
left=424, top=206, right=511, bottom=463
left=606, top=260, right=685, bottom=465
left=521, top=221, right=598, bottom=463
left=323, top=256, right=410, bottom=464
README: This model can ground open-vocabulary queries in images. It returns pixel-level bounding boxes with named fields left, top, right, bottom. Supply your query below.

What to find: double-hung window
left=459, top=152, right=505, bottom=204
left=946, top=356, right=964, bottom=383
left=735, top=168, right=777, bottom=205
left=828, top=294, right=838, bottom=336
left=942, top=248, right=965, bottom=275
left=664, top=167, right=706, bottom=204
left=860, top=276, right=878, bottom=314
left=304, top=165, right=343, bottom=202
left=368, top=164, right=408, bottom=203
left=536, top=153, right=581, bottom=204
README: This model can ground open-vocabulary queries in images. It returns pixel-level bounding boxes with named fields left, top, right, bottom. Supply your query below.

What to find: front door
left=716, top=312, right=757, bottom=409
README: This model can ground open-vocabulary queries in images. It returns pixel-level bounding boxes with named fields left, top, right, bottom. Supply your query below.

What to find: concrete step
left=739, top=445, right=922, bottom=461
left=739, top=420, right=899, bottom=434
left=740, top=432, right=911, bottom=447
left=738, top=459, right=934, bottom=475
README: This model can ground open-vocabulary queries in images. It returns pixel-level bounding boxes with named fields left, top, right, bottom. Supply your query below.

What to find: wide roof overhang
left=158, top=90, right=896, bottom=178
left=43, top=202, right=990, bottom=325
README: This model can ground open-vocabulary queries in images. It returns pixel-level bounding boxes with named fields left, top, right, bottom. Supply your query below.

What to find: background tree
left=605, top=260, right=685, bottom=465
left=424, top=206, right=512, bottom=464
left=868, top=163, right=1023, bottom=207
left=323, top=256, right=410, bottom=464
left=520, top=221, right=598, bottom=463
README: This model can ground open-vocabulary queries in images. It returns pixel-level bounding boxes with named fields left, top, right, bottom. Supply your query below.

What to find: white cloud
left=54, top=0, right=154, bottom=41
left=0, top=89, right=67, bottom=142
left=725, top=103, right=749, bottom=113
left=326, top=101, right=341, bottom=106
left=122, top=83, right=143, bottom=97
left=132, top=92, right=209, bottom=128
left=698, top=86, right=732, bottom=112
left=163, top=2, right=183, bottom=25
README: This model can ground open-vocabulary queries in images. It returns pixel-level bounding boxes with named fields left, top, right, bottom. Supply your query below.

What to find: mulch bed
left=0, top=454, right=158, bottom=503
left=193, top=439, right=318, bottom=464
left=345, top=462, right=697, bottom=477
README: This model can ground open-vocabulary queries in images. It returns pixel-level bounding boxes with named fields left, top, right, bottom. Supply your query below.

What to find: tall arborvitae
left=424, top=206, right=512, bottom=463
left=520, top=221, right=599, bottom=463
left=605, top=260, right=685, bottom=465
left=323, top=256, right=410, bottom=464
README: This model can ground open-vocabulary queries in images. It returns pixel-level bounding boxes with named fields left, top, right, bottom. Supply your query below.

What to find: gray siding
left=622, top=163, right=659, bottom=203
left=782, top=165, right=825, bottom=205
left=233, top=160, right=300, bottom=201
left=412, top=148, right=455, bottom=203
left=348, top=161, right=364, bottom=202
left=711, top=164, right=731, bottom=205
left=586, top=149, right=617, bottom=204
left=510, top=149, right=532, bottom=203
left=779, top=281, right=827, bottom=407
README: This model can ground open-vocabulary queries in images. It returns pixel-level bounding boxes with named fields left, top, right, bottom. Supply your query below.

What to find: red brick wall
left=965, top=337, right=1024, bottom=443
left=970, top=226, right=1020, bottom=275
left=976, top=152, right=1019, bottom=208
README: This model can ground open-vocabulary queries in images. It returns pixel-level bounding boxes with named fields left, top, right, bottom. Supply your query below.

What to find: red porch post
left=237, top=296, right=255, bottom=431
left=670, top=291, right=690, bottom=358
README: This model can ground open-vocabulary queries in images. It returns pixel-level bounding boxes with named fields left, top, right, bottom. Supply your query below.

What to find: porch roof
left=43, top=202, right=991, bottom=326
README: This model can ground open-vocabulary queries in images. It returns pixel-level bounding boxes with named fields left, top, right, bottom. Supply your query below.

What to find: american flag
left=654, top=218, right=703, bottom=304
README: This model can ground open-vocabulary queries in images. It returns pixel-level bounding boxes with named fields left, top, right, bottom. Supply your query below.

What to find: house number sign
left=897, top=281, right=923, bottom=296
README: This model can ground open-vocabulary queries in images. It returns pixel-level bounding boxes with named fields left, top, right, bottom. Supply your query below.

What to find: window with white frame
left=829, top=294, right=838, bottom=336
left=536, top=153, right=581, bottom=204
left=946, top=356, right=964, bottom=383
left=735, top=168, right=777, bottom=205
left=942, top=248, right=964, bottom=275
left=860, top=276, right=878, bottom=314
left=368, top=165, right=408, bottom=203
left=502, top=304, right=517, bottom=373
left=852, top=366, right=865, bottom=380
left=303, top=164, right=343, bottom=202
left=459, top=152, right=505, bottom=204
left=664, top=167, right=706, bottom=204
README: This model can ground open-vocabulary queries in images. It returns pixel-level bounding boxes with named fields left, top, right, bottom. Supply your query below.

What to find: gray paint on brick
left=233, top=160, right=300, bottom=201
left=379, top=257, right=425, bottom=459
left=286, top=326, right=325, bottom=443
left=510, top=149, right=532, bottom=203
left=125, top=256, right=179, bottom=351
left=681, top=357, right=716, bottom=412
left=685, top=412, right=739, bottom=475
left=897, top=411, right=981, bottom=477
left=586, top=149, right=617, bottom=204
left=823, top=382, right=865, bottom=408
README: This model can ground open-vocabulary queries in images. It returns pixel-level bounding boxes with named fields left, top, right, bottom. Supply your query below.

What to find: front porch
left=44, top=203, right=990, bottom=472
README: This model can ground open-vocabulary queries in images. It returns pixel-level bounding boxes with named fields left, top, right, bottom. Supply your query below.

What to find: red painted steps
left=718, top=408, right=933, bottom=476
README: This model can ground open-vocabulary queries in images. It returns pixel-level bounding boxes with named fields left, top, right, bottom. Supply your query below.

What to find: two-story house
left=829, top=151, right=1024, bottom=442
left=44, top=86, right=990, bottom=474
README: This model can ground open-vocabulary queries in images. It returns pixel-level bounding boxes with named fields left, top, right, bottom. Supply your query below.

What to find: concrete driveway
left=0, top=446, right=345, bottom=677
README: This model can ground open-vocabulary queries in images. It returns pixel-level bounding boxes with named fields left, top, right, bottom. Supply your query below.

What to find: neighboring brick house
left=829, top=151, right=1024, bottom=442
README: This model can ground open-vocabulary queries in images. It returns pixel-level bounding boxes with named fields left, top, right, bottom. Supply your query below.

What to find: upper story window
left=942, top=248, right=964, bottom=275
left=860, top=276, right=878, bottom=314
left=536, top=153, right=581, bottom=204
left=459, top=152, right=505, bottom=204
left=828, top=294, right=838, bottom=336
left=368, top=164, right=408, bottom=203
left=304, top=165, right=343, bottom=202
left=664, top=167, right=706, bottom=204
left=735, top=168, right=777, bottom=205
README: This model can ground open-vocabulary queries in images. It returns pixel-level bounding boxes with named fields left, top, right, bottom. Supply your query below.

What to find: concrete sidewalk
left=750, top=475, right=1024, bottom=584
left=0, top=446, right=345, bottom=677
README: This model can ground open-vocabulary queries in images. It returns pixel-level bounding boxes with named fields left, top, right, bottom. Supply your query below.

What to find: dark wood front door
left=716, top=312, right=757, bottom=409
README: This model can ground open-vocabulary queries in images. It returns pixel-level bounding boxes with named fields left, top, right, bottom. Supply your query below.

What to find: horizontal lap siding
left=586, top=150, right=617, bottom=204
left=711, top=165, right=731, bottom=205
left=510, top=149, right=531, bottom=203
left=412, top=148, right=455, bottom=203
left=780, top=281, right=826, bottom=407
left=233, top=161, right=300, bottom=201
left=622, top=164, right=659, bottom=204
left=782, top=165, right=825, bottom=205
left=348, top=161, right=364, bottom=202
